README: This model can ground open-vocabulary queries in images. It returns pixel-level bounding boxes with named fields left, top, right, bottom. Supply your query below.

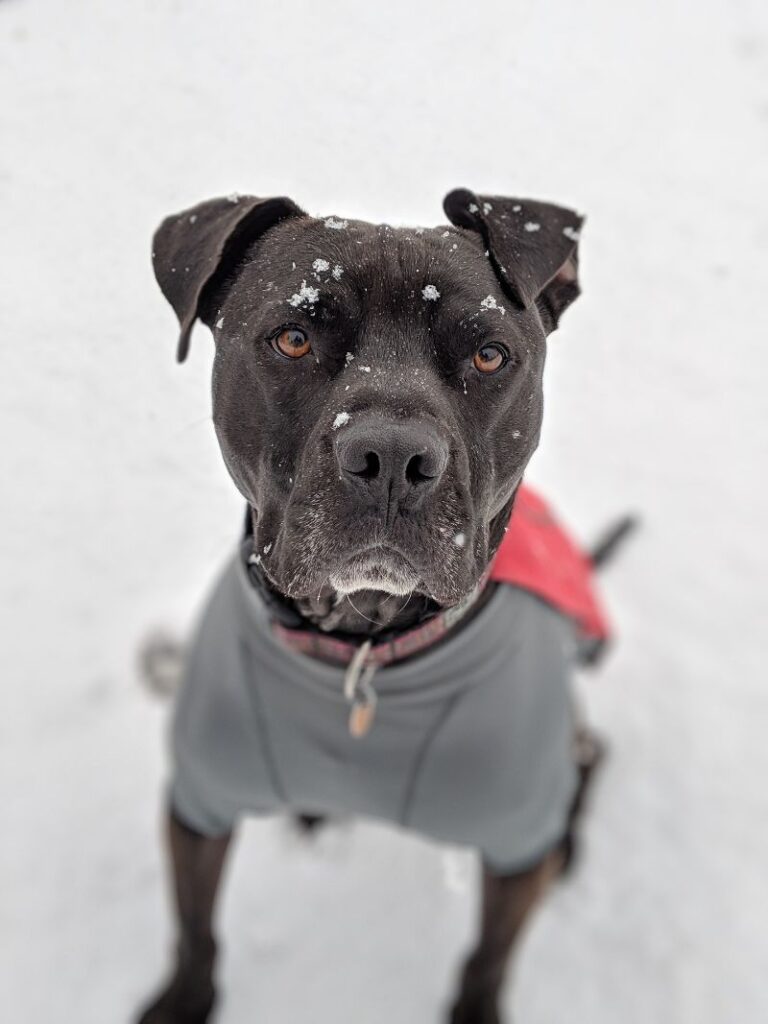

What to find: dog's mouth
left=327, top=545, right=421, bottom=597
left=261, top=476, right=481, bottom=606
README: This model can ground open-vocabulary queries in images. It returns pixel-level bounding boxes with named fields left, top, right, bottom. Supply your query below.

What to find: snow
left=312, top=257, right=330, bottom=273
left=453, top=532, right=466, bottom=548
left=287, top=280, right=320, bottom=307
left=563, top=225, right=580, bottom=241
left=524, top=221, right=541, bottom=232
left=422, top=284, right=441, bottom=301
left=332, top=411, right=351, bottom=429
left=332, top=263, right=344, bottom=280
left=324, top=216, right=348, bottom=230
left=480, top=294, right=506, bottom=314
left=2, top=2, right=767, bottom=1024
left=215, top=316, right=224, bottom=328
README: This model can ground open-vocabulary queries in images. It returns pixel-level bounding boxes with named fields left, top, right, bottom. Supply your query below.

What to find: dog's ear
left=443, top=188, right=584, bottom=333
left=152, top=194, right=304, bottom=362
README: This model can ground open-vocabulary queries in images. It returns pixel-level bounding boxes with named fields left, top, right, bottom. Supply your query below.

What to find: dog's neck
left=293, top=587, right=441, bottom=637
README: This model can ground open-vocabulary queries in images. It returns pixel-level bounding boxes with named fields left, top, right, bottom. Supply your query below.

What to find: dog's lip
left=331, top=543, right=422, bottom=583
left=342, top=542, right=415, bottom=567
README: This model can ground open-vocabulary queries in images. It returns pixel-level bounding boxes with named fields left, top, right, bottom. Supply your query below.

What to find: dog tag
left=344, top=645, right=379, bottom=739
left=349, top=698, right=376, bottom=738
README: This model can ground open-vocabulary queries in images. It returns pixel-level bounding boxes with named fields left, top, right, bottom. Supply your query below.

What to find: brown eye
left=473, top=344, right=507, bottom=374
left=272, top=327, right=311, bottom=359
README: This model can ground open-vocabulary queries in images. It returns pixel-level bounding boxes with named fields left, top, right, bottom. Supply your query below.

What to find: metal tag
left=348, top=698, right=376, bottom=738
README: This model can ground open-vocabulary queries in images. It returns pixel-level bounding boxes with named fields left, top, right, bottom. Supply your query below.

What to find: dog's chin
left=328, top=548, right=421, bottom=597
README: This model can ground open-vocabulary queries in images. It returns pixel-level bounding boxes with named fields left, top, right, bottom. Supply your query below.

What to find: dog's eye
left=272, top=327, right=311, bottom=360
left=473, top=344, right=507, bottom=374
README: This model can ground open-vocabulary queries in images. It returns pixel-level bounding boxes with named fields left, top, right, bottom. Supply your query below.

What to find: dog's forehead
left=253, top=215, right=500, bottom=307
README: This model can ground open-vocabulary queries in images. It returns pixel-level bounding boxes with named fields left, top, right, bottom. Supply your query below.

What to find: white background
left=1, top=1, right=766, bottom=1021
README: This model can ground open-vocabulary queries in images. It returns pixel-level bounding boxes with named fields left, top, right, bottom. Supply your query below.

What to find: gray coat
left=170, top=545, right=578, bottom=872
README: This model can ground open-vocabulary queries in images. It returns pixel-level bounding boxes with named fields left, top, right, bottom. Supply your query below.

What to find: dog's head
left=152, top=190, right=583, bottom=606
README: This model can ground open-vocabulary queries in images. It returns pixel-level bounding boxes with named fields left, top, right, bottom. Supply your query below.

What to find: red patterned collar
left=270, top=571, right=490, bottom=670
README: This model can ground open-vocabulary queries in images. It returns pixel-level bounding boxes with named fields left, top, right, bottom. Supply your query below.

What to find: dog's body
left=138, top=190, right=604, bottom=1024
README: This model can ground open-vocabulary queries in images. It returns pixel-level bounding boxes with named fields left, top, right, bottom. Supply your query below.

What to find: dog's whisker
left=389, top=590, right=414, bottom=620
left=344, top=592, right=385, bottom=627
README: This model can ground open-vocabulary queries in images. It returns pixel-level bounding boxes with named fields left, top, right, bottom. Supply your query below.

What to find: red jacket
left=491, top=485, right=610, bottom=643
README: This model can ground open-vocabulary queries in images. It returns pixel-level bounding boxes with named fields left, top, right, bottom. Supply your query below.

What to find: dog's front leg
left=448, top=850, right=561, bottom=1024
left=136, top=809, right=234, bottom=1024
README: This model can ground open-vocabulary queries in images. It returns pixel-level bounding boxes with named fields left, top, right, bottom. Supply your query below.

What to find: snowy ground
left=2, top=1, right=767, bottom=1021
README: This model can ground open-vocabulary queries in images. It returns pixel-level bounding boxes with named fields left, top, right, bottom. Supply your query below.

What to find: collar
left=267, top=571, right=490, bottom=670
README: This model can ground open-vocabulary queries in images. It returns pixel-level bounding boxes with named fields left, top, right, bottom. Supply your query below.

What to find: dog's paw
left=134, top=978, right=215, bottom=1024
left=448, top=994, right=503, bottom=1024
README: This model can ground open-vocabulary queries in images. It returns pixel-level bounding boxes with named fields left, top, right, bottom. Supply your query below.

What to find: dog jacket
left=170, top=487, right=609, bottom=872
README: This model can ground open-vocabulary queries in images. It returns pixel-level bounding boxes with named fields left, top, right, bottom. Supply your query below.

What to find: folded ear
left=443, top=188, right=584, bottom=332
left=152, top=194, right=304, bottom=362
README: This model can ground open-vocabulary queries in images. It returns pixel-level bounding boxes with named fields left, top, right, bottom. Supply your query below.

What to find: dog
left=136, top=189, right=609, bottom=1024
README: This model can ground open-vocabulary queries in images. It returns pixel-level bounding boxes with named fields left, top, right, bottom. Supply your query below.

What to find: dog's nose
left=335, top=417, right=449, bottom=512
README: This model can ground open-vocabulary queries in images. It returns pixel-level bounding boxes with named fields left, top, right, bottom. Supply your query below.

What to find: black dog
left=137, top=189, right=601, bottom=1024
